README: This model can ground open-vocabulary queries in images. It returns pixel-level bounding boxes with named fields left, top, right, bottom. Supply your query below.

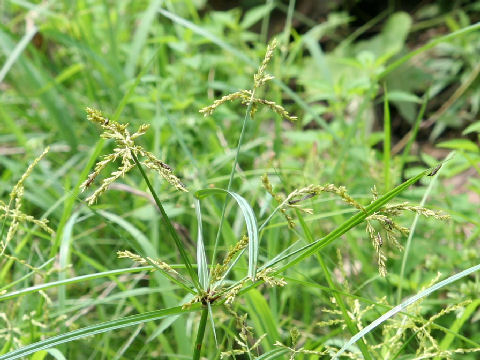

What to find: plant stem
left=384, top=84, right=391, bottom=193
left=211, top=91, right=255, bottom=264
left=131, top=151, right=201, bottom=291
left=193, top=306, right=209, bottom=360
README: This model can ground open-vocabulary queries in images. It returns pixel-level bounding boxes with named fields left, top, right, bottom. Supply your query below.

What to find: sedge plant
left=80, top=40, right=445, bottom=358
left=1, top=31, right=479, bottom=360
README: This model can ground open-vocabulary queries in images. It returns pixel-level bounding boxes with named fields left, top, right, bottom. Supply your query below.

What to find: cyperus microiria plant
left=0, top=40, right=457, bottom=360
left=76, top=39, right=292, bottom=360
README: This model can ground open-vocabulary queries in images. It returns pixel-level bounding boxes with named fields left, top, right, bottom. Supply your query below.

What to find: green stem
left=193, top=306, right=209, bottom=360
left=211, top=90, right=256, bottom=264
left=131, top=151, right=201, bottom=291
left=383, top=84, right=391, bottom=192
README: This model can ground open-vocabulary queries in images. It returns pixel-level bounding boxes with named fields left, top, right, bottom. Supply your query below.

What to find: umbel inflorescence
left=80, top=108, right=187, bottom=205
left=199, top=39, right=297, bottom=122
left=262, top=175, right=450, bottom=277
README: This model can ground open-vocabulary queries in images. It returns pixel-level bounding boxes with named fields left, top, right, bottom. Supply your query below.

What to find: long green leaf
left=58, top=212, right=80, bottom=309
left=194, top=199, right=209, bottom=290
left=195, top=188, right=259, bottom=280
left=0, top=24, right=37, bottom=83
left=0, top=267, right=150, bottom=302
left=333, top=263, right=480, bottom=359
left=130, top=152, right=201, bottom=290
left=0, top=258, right=54, bottom=293
left=0, top=304, right=200, bottom=360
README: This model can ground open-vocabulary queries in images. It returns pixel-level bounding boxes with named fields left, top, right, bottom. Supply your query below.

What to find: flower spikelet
left=199, top=91, right=248, bottom=117
left=81, top=108, right=187, bottom=204
left=286, top=184, right=364, bottom=211
left=117, top=250, right=178, bottom=276
left=141, top=151, right=187, bottom=192
left=269, top=182, right=363, bottom=229
left=199, top=39, right=297, bottom=122
left=366, top=221, right=387, bottom=277
left=256, top=267, right=286, bottom=287
left=9, top=147, right=49, bottom=203
left=254, top=38, right=277, bottom=89
left=220, top=307, right=266, bottom=359
left=252, top=97, right=298, bottom=122
left=262, top=174, right=296, bottom=228
left=1, top=147, right=54, bottom=255
left=224, top=279, right=248, bottom=305
left=364, top=195, right=450, bottom=276
left=211, top=235, right=249, bottom=281
left=274, top=327, right=328, bottom=359
left=274, top=182, right=448, bottom=277
left=384, top=203, right=450, bottom=220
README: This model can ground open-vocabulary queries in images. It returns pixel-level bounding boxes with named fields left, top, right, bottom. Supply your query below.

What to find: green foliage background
left=1, top=1, right=479, bottom=359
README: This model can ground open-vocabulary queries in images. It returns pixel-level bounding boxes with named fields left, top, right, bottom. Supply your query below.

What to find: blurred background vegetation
left=1, top=0, right=479, bottom=358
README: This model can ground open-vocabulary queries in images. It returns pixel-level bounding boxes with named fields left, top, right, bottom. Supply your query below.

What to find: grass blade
left=383, top=85, right=391, bottom=192
left=0, top=304, right=200, bottom=360
left=0, top=267, right=151, bottom=303
left=195, top=188, right=259, bottom=280
left=194, top=199, right=209, bottom=290
left=0, top=25, right=37, bottom=83
left=131, top=151, right=201, bottom=290
left=207, top=302, right=217, bottom=346
left=333, top=263, right=480, bottom=359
